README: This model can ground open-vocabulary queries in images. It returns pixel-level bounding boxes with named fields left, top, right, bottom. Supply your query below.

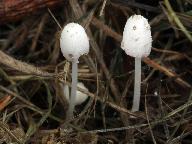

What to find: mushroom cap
left=121, top=15, right=152, bottom=58
left=63, top=82, right=88, bottom=106
left=60, top=23, right=89, bottom=62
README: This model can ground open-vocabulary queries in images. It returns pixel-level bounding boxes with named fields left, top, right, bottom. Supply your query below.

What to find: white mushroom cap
left=63, top=82, right=89, bottom=106
left=60, top=23, right=89, bottom=63
left=121, top=15, right=152, bottom=58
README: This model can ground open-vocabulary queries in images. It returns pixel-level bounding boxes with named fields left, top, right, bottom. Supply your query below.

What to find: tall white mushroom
left=121, top=15, right=152, bottom=112
left=60, top=23, right=89, bottom=118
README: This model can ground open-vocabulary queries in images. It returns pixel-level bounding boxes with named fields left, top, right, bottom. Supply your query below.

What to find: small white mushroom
left=60, top=23, right=89, bottom=118
left=63, top=82, right=89, bottom=106
left=121, top=15, right=152, bottom=112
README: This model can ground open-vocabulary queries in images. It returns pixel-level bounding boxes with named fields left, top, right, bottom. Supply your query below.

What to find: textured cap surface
left=121, top=15, right=152, bottom=58
left=60, top=23, right=89, bottom=62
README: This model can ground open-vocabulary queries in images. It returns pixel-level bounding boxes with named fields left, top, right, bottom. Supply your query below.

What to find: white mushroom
left=121, top=15, right=152, bottom=112
left=60, top=23, right=89, bottom=63
left=60, top=23, right=89, bottom=118
left=63, top=82, right=88, bottom=106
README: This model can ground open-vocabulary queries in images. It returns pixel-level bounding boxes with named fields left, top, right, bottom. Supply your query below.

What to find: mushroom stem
left=132, top=57, right=141, bottom=112
left=68, top=62, right=78, bottom=118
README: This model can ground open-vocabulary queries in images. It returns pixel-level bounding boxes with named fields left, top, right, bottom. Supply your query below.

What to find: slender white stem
left=132, top=57, right=141, bottom=112
left=68, top=62, right=78, bottom=119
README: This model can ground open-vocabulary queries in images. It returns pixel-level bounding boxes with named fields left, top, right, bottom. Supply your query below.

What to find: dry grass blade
left=0, top=50, right=53, bottom=77
left=143, top=57, right=191, bottom=88
left=0, top=95, right=11, bottom=111
left=144, top=85, right=157, bottom=144
left=164, top=0, right=192, bottom=42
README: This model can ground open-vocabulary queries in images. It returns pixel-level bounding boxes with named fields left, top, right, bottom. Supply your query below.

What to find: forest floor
left=0, top=0, right=192, bottom=143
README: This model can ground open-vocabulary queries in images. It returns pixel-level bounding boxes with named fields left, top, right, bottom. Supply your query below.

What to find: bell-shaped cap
left=60, top=23, right=89, bottom=62
left=121, top=15, right=152, bottom=58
